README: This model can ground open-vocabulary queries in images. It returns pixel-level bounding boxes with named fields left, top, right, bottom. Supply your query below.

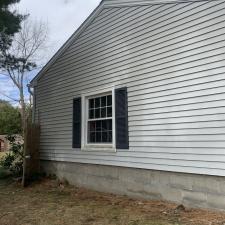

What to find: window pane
left=89, top=99, right=94, bottom=109
left=96, top=120, right=102, bottom=131
left=88, top=121, right=96, bottom=132
left=107, top=95, right=112, bottom=106
left=101, top=96, right=106, bottom=107
left=107, top=119, right=112, bottom=130
left=102, top=120, right=107, bottom=131
left=107, top=107, right=112, bottom=117
left=108, top=131, right=112, bottom=142
left=95, top=97, right=100, bottom=108
left=89, top=132, right=96, bottom=143
left=102, top=132, right=107, bottom=142
left=89, top=109, right=94, bottom=119
left=101, top=107, right=106, bottom=118
left=95, top=108, right=100, bottom=118
left=96, top=132, right=101, bottom=142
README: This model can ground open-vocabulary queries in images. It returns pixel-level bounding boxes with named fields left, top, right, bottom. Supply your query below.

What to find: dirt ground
left=1, top=178, right=225, bottom=225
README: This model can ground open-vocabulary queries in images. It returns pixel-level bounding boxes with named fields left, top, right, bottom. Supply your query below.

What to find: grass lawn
left=0, top=178, right=225, bottom=225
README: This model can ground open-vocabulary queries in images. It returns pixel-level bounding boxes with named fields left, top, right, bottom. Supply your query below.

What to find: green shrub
left=0, top=135, right=24, bottom=177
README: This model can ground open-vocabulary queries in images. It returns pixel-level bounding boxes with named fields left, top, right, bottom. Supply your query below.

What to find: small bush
left=0, top=135, right=24, bottom=177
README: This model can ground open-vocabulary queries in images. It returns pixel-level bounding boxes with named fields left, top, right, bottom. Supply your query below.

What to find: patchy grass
left=0, top=178, right=225, bottom=225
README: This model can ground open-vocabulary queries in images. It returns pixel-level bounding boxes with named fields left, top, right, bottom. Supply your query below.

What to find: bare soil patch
left=0, top=178, right=225, bottom=225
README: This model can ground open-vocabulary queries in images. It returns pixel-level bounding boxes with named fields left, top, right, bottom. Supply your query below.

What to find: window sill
left=81, top=145, right=116, bottom=152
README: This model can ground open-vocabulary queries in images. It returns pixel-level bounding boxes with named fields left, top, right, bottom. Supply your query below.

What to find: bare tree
left=0, top=18, right=48, bottom=134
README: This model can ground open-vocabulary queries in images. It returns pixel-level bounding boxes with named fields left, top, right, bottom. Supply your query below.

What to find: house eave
left=103, top=0, right=217, bottom=7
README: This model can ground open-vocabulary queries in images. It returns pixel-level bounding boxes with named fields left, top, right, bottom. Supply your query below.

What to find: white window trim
left=81, top=87, right=116, bottom=152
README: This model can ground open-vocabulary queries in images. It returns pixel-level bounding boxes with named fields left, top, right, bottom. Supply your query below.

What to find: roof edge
left=103, top=0, right=218, bottom=7
left=30, top=1, right=105, bottom=86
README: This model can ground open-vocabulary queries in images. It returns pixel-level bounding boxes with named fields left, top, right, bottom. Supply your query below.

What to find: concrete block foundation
left=41, top=160, right=225, bottom=211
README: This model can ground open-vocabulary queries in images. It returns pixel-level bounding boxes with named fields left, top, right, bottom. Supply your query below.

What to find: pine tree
left=0, top=0, right=22, bottom=36
left=0, top=0, right=24, bottom=63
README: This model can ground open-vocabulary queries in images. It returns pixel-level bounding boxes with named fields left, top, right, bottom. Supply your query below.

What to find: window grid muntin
left=89, top=95, right=112, bottom=120
left=88, top=119, right=112, bottom=143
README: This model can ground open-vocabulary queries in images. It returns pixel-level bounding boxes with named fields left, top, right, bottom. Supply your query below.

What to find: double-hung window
left=88, top=94, right=113, bottom=144
left=81, top=88, right=116, bottom=150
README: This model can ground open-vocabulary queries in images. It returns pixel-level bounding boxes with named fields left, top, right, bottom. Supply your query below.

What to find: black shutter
left=115, top=87, right=129, bottom=149
left=72, top=97, right=81, bottom=148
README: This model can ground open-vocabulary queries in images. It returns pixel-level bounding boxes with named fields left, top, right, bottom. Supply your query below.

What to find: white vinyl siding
left=35, top=0, right=225, bottom=176
left=103, top=0, right=216, bottom=6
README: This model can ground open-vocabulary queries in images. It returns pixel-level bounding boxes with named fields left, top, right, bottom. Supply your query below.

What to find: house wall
left=35, top=0, right=225, bottom=176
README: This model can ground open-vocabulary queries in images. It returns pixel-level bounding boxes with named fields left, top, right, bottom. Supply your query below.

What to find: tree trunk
left=20, top=89, right=26, bottom=136
left=20, top=88, right=27, bottom=187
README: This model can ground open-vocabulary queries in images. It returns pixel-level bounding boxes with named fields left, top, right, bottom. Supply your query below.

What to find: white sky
left=18, top=0, right=102, bottom=57
left=0, top=0, right=101, bottom=104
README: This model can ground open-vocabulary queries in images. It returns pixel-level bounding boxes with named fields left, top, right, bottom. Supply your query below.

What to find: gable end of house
left=30, top=0, right=217, bottom=86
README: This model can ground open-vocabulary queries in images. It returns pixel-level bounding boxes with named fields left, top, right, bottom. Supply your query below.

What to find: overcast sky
left=0, top=0, right=101, bottom=104
left=18, top=0, right=101, bottom=56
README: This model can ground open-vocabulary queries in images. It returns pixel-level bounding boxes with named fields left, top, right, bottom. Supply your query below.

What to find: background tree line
left=0, top=99, right=21, bottom=134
